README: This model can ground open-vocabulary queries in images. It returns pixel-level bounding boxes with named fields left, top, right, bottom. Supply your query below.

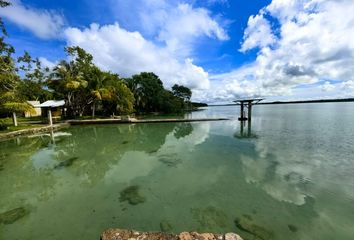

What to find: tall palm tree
left=88, top=68, right=113, bottom=118
left=49, top=60, right=88, bottom=116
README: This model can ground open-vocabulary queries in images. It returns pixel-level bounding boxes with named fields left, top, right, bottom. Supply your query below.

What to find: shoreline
left=0, top=118, right=229, bottom=140
left=0, top=123, right=70, bottom=141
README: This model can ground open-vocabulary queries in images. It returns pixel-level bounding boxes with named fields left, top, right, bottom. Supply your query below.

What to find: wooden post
left=12, top=112, right=18, bottom=127
left=48, top=108, right=53, bottom=126
left=240, top=102, right=244, bottom=120
left=248, top=101, right=252, bottom=122
left=50, top=129, right=55, bottom=144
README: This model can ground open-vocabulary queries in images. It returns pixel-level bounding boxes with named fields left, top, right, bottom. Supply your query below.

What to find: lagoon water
left=1, top=103, right=354, bottom=240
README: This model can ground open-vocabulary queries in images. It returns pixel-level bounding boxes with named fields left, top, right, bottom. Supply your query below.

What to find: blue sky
left=1, top=0, right=354, bottom=103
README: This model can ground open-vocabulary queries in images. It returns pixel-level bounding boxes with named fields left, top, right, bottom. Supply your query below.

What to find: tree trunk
left=12, top=112, right=18, bottom=127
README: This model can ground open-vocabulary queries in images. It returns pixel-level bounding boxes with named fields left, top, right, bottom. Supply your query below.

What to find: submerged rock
left=191, top=206, right=228, bottom=230
left=119, top=185, right=146, bottom=205
left=288, top=224, right=298, bottom=233
left=242, top=214, right=253, bottom=221
left=160, top=220, right=173, bottom=232
left=54, top=157, right=79, bottom=169
left=158, top=154, right=182, bottom=167
left=148, top=149, right=158, bottom=154
left=0, top=207, right=28, bottom=224
left=234, top=217, right=273, bottom=240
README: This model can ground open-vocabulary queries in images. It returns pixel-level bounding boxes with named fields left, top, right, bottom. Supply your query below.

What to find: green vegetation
left=0, top=2, right=205, bottom=131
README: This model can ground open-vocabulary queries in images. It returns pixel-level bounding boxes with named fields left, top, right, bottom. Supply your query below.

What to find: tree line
left=0, top=1, right=201, bottom=124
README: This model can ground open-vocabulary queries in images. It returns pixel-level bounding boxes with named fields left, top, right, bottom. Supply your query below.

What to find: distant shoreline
left=208, top=98, right=354, bottom=106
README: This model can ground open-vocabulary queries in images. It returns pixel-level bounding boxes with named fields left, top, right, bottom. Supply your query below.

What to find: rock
left=234, top=217, right=273, bottom=240
left=101, top=229, right=242, bottom=240
left=158, top=154, right=182, bottom=167
left=288, top=224, right=298, bottom=233
left=148, top=149, right=158, bottom=154
left=200, top=233, right=217, bottom=240
left=101, top=229, right=177, bottom=240
left=119, top=186, right=146, bottom=205
left=160, top=220, right=173, bottom=232
left=54, top=157, right=79, bottom=169
left=225, top=233, right=243, bottom=240
left=178, top=232, right=192, bottom=240
left=0, top=207, right=28, bottom=224
left=191, top=206, right=228, bottom=229
left=242, top=214, right=252, bottom=221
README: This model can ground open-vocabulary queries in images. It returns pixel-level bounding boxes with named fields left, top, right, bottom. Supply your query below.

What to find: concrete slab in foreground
left=101, top=229, right=243, bottom=240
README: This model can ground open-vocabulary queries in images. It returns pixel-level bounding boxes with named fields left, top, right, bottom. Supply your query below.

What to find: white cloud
left=321, top=81, right=335, bottom=92
left=0, top=0, right=64, bottom=39
left=207, top=0, right=228, bottom=5
left=239, top=13, right=276, bottom=52
left=202, top=0, right=354, bottom=103
left=62, top=1, right=230, bottom=91
left=109, top=0, right=228, bottom=57
left=39, top=57, right=56, bottom=70
left=64, top=23, right=210, bottom=89
left=156, top=3, right=229, bottom=56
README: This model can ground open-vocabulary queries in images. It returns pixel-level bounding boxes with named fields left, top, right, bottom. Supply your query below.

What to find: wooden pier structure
left=234, top=98, right=263, bottom=122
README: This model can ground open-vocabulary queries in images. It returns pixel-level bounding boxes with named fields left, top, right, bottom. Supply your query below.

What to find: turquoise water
left=1, top=103, right=354, bottom=240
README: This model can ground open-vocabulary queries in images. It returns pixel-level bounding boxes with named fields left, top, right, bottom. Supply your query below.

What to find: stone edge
left=0, top=123, right=70, bottom=141
left=101, top=229, right=243, bottom=240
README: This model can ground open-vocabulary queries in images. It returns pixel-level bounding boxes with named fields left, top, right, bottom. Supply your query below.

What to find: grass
left=0, top=117, right=46, bottom=133
left=0, top=125, right=46, bottom=133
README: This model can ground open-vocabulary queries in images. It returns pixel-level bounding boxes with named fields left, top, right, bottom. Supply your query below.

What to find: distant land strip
left=209, top=98, right=354, bottom=106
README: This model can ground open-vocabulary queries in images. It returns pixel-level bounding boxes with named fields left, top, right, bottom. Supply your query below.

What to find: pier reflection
left=234, top=121, right=257, bottom=139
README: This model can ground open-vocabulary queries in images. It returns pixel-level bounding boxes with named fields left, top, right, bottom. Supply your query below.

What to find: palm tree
left=88, top=68, right=113, bottom=118
left=125, top=77, right=146, bottom=111
left=49, top=60, right=88, bottom=116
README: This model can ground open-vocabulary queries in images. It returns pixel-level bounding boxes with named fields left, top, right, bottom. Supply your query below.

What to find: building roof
left=34, top=100, right=65, bottom=108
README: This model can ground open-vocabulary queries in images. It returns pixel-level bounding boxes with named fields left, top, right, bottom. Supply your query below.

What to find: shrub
left=0, top=120, right=8, bottom=131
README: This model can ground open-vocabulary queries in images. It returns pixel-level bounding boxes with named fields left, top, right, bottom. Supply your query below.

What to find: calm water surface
left=1, top=103, right=354, bottom=240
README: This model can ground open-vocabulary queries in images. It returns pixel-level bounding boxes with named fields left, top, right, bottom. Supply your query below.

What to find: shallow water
left=1, top=103, right=354, bottom=240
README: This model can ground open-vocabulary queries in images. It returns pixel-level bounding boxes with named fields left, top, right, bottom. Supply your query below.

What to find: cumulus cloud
left=321, top=81, right=335, bottom=92
left=202, top=0, right=354, bottom=103
left=239, top=13, right=276, bottom=52
left=156, top=3, right=229, bottom=56
left=61, top=1, right=230, bottom=91
left=39, top=57, right=56, bottom=70
left=0, top=0, right=65, bottom=39
left=64, top=23, right=210, bottom=89
left=126, top=0, right=229, bottom=57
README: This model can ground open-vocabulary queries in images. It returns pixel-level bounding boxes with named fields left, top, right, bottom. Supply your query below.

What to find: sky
left=1, top=0, right=354, bottom=103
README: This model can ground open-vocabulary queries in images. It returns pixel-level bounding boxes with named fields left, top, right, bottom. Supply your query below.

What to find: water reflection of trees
left=173, top=123, right=193, bottom=139
left=0, top=123, right=177, bottom=212
left=54, top=123, right=177, bottom=186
